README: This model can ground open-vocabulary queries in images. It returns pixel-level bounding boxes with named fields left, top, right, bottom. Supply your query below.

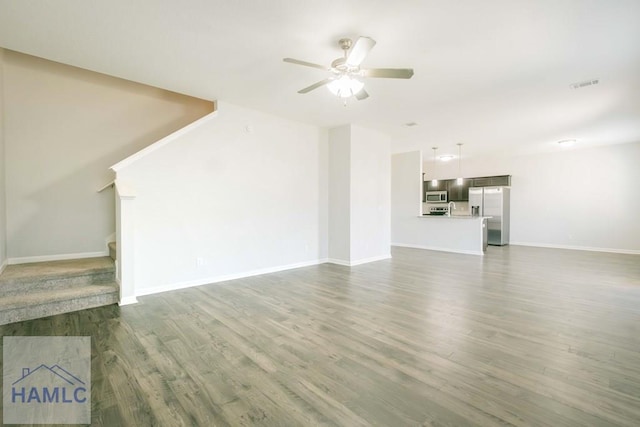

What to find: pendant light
left=456, top=143, right=464, bottom=186
left=431, top=147, right=438, bottom=186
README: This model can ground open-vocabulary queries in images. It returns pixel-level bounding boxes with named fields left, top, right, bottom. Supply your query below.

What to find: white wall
left=423, top=142, right=640, bottom=253
left=391, top=151, right=423, bottom=243
left=318, top=128, right=329, bottom=262
left=328, top=126, right=351, bottom=261
left=0, top=48, right=6, bottom=271
left=3, top=50, right=214, bottom=261
left=328, top=125, right=391, bottom=265
left=349, top=125, right=391, bottom=262
left=116, top=101, right=327, bottom=295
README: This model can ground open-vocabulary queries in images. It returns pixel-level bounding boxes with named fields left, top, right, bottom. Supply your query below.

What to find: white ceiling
left=1, top=0, right=639, bottom=159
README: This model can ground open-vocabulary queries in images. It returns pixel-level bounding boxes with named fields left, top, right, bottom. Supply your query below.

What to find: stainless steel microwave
left=425, top=191, right=447, bottom=203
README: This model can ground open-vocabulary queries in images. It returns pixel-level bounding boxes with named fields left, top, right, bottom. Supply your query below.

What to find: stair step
left=0, top=257, right=115, bottom=296
left=0, top=257, right=119, bottom=325
left=108, top=241, right=117, bottom=261
left=0, top=283, right=119, bottom=325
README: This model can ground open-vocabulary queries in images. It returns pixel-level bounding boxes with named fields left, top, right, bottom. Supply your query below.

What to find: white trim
left=135, top=258, right=325, bottom=297
left=510, top=242, right=640, bottom=255
left=115, top=278, right=137, bottom=305
left=7, top=251, right=110, bottom=265
left=111, top=110, right=218, bottom=172
left=97, top=180, right=115, bottom=193
left=351, top=254, right=392, bottom=266
left=327, top=254, right=392, bottom=267
left=391, top=243, right=484, bottom=256
left=115, top=180, right=137, bottom=199
left=326, top=258, right=351, bottom=266
left=0, top=259, right=7, bottom=275
left=119, top=296, right=139, bottom=306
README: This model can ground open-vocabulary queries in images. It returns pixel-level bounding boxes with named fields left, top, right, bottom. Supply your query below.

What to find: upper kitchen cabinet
left=447, top=179, right=470, bottom=201
left=471, top=175, right=511, bottom=187
left=425, top=180, right=447, bottom=192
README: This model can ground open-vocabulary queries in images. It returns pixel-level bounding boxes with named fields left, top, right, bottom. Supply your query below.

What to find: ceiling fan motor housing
left=332, top=38, right=356, bottom=73
left=338, top=38, right=353, bottom=51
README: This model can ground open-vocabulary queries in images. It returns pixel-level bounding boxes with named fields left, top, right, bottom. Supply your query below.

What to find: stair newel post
left=115, top=181, right=138, bottom=305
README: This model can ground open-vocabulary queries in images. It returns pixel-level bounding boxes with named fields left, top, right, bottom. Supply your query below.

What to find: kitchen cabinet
left=423, top=175, right=510, bottom=202
left=471, top=175, right=511, bottom=187
left=425, top=180, right=447, bottom=192
left=447, top=179, right=470, bottom=201
left=491, top=175, right=511, bottom=186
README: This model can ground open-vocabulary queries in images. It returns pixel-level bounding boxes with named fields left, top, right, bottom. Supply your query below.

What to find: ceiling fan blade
left=298, top=78, right=332, bottom=94
left=355, top=89, right=369, bottom=101
left=283, top=58, right=327, bottom=70
left=346, top=37, right=376, bottom=67
left=363, top=68, right=414, bottom=79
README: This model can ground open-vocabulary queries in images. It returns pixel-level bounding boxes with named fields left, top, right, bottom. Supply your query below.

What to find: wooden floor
left=1, top=245, right=640, bottom=426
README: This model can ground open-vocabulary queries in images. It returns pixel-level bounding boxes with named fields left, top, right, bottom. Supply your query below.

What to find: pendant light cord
left=456, top=143, right=463, bottom=185
left=431, top=147, right=438, bottom=185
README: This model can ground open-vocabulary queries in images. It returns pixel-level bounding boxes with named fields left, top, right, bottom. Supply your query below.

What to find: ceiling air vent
left=570, top=79, right=599, bottom=89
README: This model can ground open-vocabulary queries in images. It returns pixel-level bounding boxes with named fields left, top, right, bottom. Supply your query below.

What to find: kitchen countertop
left=419, top=215, right=491, bottom=219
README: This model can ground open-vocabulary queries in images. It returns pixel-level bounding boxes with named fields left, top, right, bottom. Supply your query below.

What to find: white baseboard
left=327, top=254, right=392, bottom=267
left=326, top=258, right=351, bottom=266
left=7, top=250, right=110, bottom=265
left=510, top=242, right=640, bottom=255
left=119, top=296, right=139, bottom=306
left=135, top=258, right=326, bottom=297
left=392, top=243, right=484, bottom=256
left=0, top=259, right=7, bottom=275
left=352, top=254, right=392, bottom=266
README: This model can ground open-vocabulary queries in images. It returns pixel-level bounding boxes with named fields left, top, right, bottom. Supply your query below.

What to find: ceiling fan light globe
left=327, top=76, right=365, bottom=98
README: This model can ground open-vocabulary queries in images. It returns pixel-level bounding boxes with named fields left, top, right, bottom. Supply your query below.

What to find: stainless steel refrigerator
left=469, top=186, right=510, bottom=246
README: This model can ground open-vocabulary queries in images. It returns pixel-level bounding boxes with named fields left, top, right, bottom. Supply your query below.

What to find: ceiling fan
left=283, top=36, right=414, bottom=100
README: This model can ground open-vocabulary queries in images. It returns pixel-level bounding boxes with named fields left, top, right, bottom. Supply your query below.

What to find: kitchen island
left=394, top=215, right=489, bottom=255
left=392, top=151, right=491, bottom=256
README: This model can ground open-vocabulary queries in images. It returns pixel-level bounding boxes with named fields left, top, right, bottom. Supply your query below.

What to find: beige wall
left=3, top=50, right=214, bottom=261
left=0, top=48, right=6, bottom=268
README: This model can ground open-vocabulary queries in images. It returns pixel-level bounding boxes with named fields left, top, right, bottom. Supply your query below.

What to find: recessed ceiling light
left=557, top=139, right=577, bottom=146
left=439, top=155, right=455, bottom=161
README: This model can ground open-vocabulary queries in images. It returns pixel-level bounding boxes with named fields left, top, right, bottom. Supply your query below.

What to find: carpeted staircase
left=0, top=257, right=119, bottom=325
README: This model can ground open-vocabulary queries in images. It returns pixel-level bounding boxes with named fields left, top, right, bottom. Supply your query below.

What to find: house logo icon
left=11, top=364, right=88, bottom=404
left=3, top=336, right=91, bottom=424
